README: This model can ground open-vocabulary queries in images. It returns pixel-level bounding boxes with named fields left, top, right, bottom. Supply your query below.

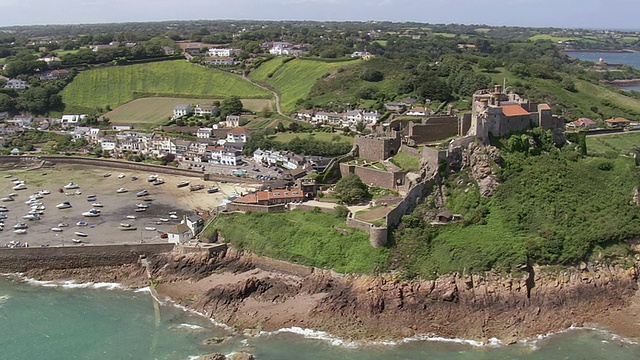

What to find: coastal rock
left=460, top=143, right=502, bottom=198
left=229, top=352, right=255, bottom=360
left=197, top=354, right=226, bottom=360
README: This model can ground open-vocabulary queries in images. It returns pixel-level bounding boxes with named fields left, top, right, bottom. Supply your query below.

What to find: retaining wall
left=0, top=243, right=175, bottom=272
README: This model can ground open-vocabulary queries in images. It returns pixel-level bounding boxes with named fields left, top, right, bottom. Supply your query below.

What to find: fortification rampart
left=0, top=244, right=175, bottom=272
left=339, top=163, right=405, bottom=189
left=225, top=203, right=287, bottom=213
left=406, top=116, right=459, bottom=144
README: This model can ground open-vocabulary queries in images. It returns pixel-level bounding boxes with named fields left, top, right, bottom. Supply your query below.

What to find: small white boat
left=74, top=190, right=82, bottom=195
left=23, top=214, right=39, bottom=221
left=118, top=173, right=126, bottom=178
left=145, top=227, right=156, bottom=231
left=136, top=203, right=149, bottom=209
left=119, top=223, right=132, bottom=228
left=152, top=178, right=165, bottom=186
left=82, top=209, right=101, bottom=217
left=76, top=221, right=88, bottom=226
left=159, top=218, right=169, bottom=222
left=39, top=190, right=50, bottom=195
left=103, top=172, right=112, bottom=177
left=1, top=197, right=14, bottom=202
left=74, top=231, right=88, bottom=237
left=14, top=229, right=27, bottom=234
left=8, top=192, right=18, bottom=197
left=63, top=182, right=79, bottom=189
left=119, top=226, right=137, bottom=231
left=72, top=238, right=83, bottom=243
left=169, top=214, right=178, bottom=219
left=176, top=180, right=190, bottom=188
left=116, top=188, right=128, bottom=193
left=134, top=208, right=147, bottom=212
left=92, top=203, right=104, bottom=207
left=56, top=202, right=72, bottom=209
left=58, top=223, right=69, bottom=228
left=136, top=190, right=149, bottom=197
left=13, top=223, right=28, bottom=229
left=126, top=215, right=137, bottom=219
left=147, top=174, right=158, bottom=182
left=51, top=227, right=63, bottom=232
left=12, top=183, right=27, bottom=190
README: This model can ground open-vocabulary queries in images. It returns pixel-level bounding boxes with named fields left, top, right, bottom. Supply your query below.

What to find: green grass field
left=586, top=132, right=640, bottom=157
left=101, top=97, right=273, bottom=125
left=61, top=60, right=272, bottom=112
left=529, top=34, right=579, bottom=42
left=249, top=58, right=359, bottom=114
left=390, top=151, right=421, bottom=171
left=268, top=131, right=354, bottom=144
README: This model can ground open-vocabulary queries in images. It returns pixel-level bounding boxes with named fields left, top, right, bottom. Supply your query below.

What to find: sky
left=0, top=0, right=639, bottom=30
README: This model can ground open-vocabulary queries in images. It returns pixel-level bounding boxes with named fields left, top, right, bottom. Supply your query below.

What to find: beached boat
left=51, top=227, right=63, bottom=232
left=119, top=226, right=137, bottom=231
left=12, top=183, right=27, bottom=190
left=147, top=174, right=158, bottom=182
left=189, top=184, right=204, bottom=192
left=176, top=180, right=190, bottom=188
left=119, top=223, right=132, bottom=228
left=136, top=190, right=149, bottom=197
left=136, top=203, right=149, bottom=209
left=207, top=186, right=219, bottom=193
left=169, top=214, right=178, bottom=219
left=142, top=197, right=153, bottom=201
left=74, top=231, right=88, bottom=237
left=134, top=208, right=147, bottom=212
left=1, top=197, right=14, bottom=202
left=39, top=190, right=50, bottom=195
left=76, top=221, right=88, bottom=226
left=103, top=173, right=112, bottom=177
left=72, top=238, right=83, bottom=243
left=56, top=202, right=72, bottom=209
left=23, top=214, right=39, bottom=221
left=158, top=218, right=169, bottom=222
left=0, top=205, right=8, bottom=211
left=116, top=188, right=128, bottom=193
left=118, top=173, right=126, bottom=178
left=63, top=182, right=79, bottom=189
left=13, top=223, right=28, bottom=229
left=145, top=227, right=156, bottom=231
left=82, top=209, right=101, bottom=217
left=92, top=203, right=103, bottom=207
left=126, top=215, right=137, bottom=219
left=14, top=229, right=27, bottom=234
left=57, top=223, right=69, bottom=228
left=152, top=178, right=165, bottom=186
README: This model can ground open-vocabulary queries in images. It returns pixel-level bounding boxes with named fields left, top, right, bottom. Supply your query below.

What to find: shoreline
left=5, top=271, right=639, bottom=350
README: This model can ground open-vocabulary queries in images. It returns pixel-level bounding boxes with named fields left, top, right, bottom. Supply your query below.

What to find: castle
left=467, top=85, right=564, bottom=143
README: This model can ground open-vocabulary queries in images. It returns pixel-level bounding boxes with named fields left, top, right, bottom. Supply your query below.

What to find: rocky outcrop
left=460, top=143, right=502, bottom=198
left=165, top=248, right=638, bottom=342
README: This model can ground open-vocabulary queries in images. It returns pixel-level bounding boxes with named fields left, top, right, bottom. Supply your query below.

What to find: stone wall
left=399, top=144, right=421, bottom=158
left=339, top=163, right=405, bottom=189
left=406, top=116, right=459, bottom=144
left=354, top=133, right=401, bottom=161
left=0, top=243, right=175, bottom=272
left=346, top=216, right=388, bottom=247
left=385, top=176, right=436, bottom=229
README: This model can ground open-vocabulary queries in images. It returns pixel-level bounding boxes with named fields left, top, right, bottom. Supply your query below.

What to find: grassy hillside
left=206, top=210, right=389, bottom=274
left=586, top=132, right=640, bottom=157
left=61, top=60, right=271, bottom=112
left=249, top=58, right=359, bottom=113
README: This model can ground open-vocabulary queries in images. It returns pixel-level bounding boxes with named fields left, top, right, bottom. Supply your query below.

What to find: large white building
left=207, top=48, right=238, bottom=57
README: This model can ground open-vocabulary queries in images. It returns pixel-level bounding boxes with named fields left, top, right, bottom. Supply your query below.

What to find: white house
left=185, top=214, right=204, bottom=236
left=406, top=107, right=428, bottom=116
left=197, top=127, right=213, bottom=139
left=60, top=114, right=87, bottom=127
left=363, top=111, right=380, bottom=124
left=226, top=127, right=248, bottom=143
left=345, top=110, right=363, bottom=123
left=220, top=150, right=242, bottom=166
left=173, top=104, right=193, bottom=118
left=167, top=223, right=191, bottom=244
left=225, top=115, right=248, bottom=128
left=207, top=48, right=238, bottom=57
left=194, top=104, right=215, bottom=117
left=99, top=136, right=117, bottom=151
left=4, top=79, right=28, bottom=90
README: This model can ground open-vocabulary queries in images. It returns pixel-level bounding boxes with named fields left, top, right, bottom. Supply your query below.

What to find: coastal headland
left=2, top=160, right=640, bottom=344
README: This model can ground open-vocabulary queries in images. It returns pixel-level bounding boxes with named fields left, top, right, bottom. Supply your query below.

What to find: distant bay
left=566, top=51, right=640, bottom=91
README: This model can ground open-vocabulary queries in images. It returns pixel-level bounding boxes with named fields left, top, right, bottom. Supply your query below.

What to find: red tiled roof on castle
left=538, top=104, right=551, bottom=110
left=501, top=104, right=530, bottom=117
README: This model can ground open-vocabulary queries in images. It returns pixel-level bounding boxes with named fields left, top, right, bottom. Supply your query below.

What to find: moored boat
left=176, top=180, right=190, bottom=188
left=74, top=231, right=88, bottom=237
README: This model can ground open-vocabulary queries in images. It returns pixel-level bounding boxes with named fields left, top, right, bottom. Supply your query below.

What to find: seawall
left=0, top=244, right=175, bottom=272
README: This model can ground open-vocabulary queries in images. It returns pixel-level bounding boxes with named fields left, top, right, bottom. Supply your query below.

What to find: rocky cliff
left=148, top=248, right=639, bottom=343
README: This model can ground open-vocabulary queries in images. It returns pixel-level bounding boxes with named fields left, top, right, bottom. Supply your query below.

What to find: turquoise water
left=1, top=276, right=640, bottom=359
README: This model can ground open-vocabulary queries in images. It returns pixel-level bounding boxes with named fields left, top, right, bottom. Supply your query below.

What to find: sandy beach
left=0, top=162, right=261, bottom=247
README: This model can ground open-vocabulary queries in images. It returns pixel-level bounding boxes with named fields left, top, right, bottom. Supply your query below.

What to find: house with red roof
left=569, top=118, right=597, bottom=129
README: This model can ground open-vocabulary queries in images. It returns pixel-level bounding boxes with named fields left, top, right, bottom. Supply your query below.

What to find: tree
left=333, top=173, right=370, bottom=204
left=220, top=96, right=243, bottom=116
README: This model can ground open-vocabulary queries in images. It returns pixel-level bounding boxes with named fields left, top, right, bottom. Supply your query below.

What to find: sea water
left=1, top=276, right=640, bottom=360
left=566, top=51, right=640, bottom=91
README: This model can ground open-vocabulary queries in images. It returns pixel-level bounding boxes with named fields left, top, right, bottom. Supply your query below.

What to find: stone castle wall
left=406, top=116, right=459, bottom=144
left=339, top=163, right=405, bottom=189
left=354, top=133, right=401, bottom=161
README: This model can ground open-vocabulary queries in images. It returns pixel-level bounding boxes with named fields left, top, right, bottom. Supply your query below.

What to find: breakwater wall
left=0, top=244, right=175, bottom=272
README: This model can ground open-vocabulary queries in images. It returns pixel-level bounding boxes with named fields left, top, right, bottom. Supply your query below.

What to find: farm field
left=249, top=58, right=359, bottom=114
left=586, top=131, right=640, bottom=157
left=61, top=60, right=271, bottom=112
left=101, top=97, right=273, bottom=125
